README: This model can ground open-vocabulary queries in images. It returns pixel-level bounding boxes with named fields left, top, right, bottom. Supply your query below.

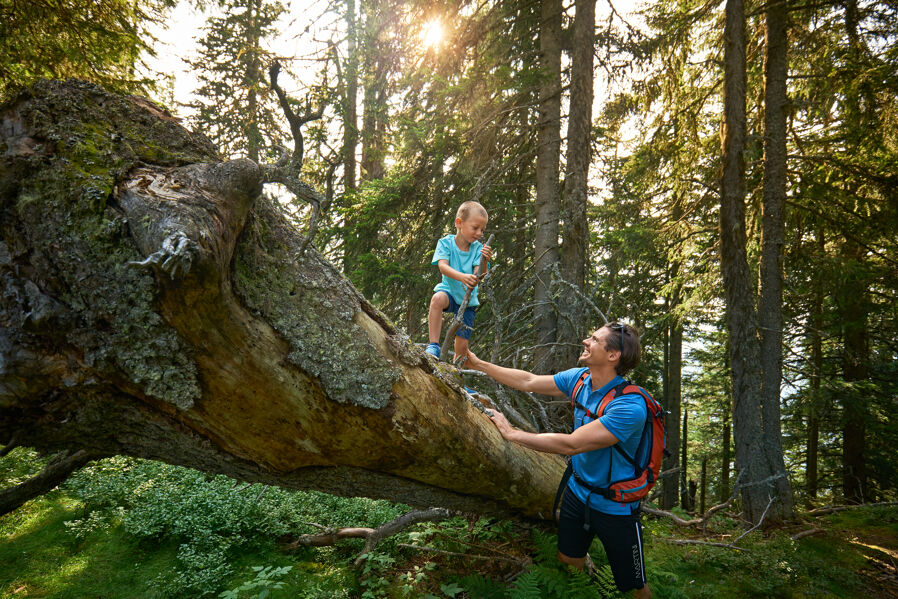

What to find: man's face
left=579, top=328, right=611, bottom=365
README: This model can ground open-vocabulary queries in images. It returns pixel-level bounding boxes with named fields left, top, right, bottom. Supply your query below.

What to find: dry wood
left=790, top=528, right=824, bottom=540
left=806, top=501, right=898, bottom=516
left=0, top=450, right=101, bottom=516
left=0, top=80, right=565, bottom=519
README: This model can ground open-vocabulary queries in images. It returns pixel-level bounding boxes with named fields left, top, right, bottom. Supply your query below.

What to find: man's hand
left=460, top=273, right=479, bottom=289
left=487, top=409, right=514, bottom=439
left=466, top=350, right=486, bottom=371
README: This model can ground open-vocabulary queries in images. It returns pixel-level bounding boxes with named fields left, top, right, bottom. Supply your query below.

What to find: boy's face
left=455, top=214, right=488, bottom=244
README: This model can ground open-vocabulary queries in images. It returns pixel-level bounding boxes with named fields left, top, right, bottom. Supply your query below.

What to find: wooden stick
left=790, top=528, right=824, bottom=540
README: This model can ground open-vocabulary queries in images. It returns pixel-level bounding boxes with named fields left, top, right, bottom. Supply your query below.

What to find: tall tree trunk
left=700, top=456, right=708, bottom=515
left=533, top=0, right=562, bottom=374
left=0, top=80, right=564, bottom=519
left=840, top=241, right=868, bottom=503
left=662, top=286, right=682, bottom=510
left=557, top=0, right=595, bottom=370
left=343, top=0, right=358, bottom=193
left=806, top=229, right=824, bottom=504
left=360, top=0, right=388, bottom=181
left=719, top=0, right=772, bottom=524
left=759, top=0, right=794, bottom=520
left=680, top=404, right=689, bottom=510
left=245, top=0, right=261, bottom=162
left=721, top=410, right=731, bottom=503
left=838, top=0, right=870, bottom=506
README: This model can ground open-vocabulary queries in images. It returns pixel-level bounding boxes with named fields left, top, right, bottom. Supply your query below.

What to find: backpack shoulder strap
left=570, top=370, right=590, bottom=404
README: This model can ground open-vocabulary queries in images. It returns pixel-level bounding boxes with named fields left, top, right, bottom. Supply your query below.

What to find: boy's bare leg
left=454, top=336, right=469, bottom=363
left=428, top=293, right=449, bottom=343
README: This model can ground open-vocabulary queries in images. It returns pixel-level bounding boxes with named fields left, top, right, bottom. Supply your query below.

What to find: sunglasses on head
left=608, top=322, right=626, bottom=355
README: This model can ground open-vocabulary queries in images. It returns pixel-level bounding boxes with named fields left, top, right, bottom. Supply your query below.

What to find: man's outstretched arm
left=487, top=410, right=620, bottom=456
left=466, top=351, right=563, bottom=396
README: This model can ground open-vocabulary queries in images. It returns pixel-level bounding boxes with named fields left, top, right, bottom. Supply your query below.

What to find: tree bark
left=343, top=0, right=359, bottom=193
left=806, top=228, right=824, bottom=504
left=839, top=240, right=868, bottom=503
left=720, top=0, right=774, bottom=525
left=662, top=265, right=682, bottom=510
left=532, top=0, right=562, bottom=375
left=680, top=404, right=689, bottom=510
left=557, top=0, right=595, bottom=370
left=0, top=80, right=565, bottom=519
left=759, top=0, right=794, bottom=520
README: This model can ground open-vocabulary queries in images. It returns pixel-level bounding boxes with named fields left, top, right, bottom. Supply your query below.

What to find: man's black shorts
left=557, top=489, right=647, bottom=593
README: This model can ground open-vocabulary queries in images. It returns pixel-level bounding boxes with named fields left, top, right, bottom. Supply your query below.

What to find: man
left=466, top=321, right=651, bottom=599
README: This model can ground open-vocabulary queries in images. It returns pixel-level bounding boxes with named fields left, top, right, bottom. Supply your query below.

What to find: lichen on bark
left=1, top=80, right=217, bottom=410
left=232, top=195, right=400, bottom=409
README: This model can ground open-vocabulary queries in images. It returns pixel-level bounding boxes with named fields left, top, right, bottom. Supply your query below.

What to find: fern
left=457, top=573, right=507, bottom=599
left=531, top=528, right=558, bottom=564
left=508, top=571, right=542, bottom=599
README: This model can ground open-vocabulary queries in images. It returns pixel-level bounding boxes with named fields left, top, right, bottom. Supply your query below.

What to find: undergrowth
left=1, top=449, right=895, bottom=598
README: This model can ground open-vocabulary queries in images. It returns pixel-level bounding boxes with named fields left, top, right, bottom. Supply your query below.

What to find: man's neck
left=454, top=232, right=471, bottom=251
left=589, top=365, right=620, bottom=391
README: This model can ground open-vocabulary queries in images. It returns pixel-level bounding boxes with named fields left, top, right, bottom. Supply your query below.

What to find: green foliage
left=219, top=565, right=292, bottom=599
left=58, top=457, right=403, bottom=597
left=0, top=0, right=175, bottom=101
left=186, top=0, right=287, bottom=160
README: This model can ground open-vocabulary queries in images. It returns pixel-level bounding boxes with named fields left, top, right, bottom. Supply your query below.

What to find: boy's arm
left=437, top=259, right=478, bottom=289
left=466, top=351, right=564, bottom=396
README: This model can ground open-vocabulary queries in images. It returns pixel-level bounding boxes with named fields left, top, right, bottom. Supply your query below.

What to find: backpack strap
left=553, top=460, right=573, bottom=522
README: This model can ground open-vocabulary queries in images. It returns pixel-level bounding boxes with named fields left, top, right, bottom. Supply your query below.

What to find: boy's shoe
left=425, top=343, right=441, bottom=358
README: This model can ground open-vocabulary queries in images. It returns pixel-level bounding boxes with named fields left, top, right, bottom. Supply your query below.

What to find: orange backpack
left=558, top=372, right=667, bottom=510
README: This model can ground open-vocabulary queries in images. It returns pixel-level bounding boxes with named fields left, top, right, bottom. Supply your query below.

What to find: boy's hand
left=461, top=273, right=479, bottom=289
left=481, top=245, right=493, bottom=262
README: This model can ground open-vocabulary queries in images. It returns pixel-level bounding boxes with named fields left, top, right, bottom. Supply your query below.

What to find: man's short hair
left=602, top=322, right=641, bottom=376
left=456, top=201, right=488, bottom=221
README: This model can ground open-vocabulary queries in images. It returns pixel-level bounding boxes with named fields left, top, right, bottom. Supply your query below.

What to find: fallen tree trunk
left=0, top=80, right=564, bottom=518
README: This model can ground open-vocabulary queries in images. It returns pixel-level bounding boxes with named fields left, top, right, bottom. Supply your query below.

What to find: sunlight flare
left=421, top=19, right=444, bottom=49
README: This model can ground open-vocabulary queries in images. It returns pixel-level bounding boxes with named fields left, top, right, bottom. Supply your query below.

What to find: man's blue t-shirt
left=431, top=234, right=484, bottom=307
left=553, top=367, right=648, bottom=515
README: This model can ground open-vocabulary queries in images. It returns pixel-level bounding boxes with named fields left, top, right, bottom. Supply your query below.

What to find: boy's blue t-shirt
left=553, top=367, right=648, bottom=515
left=431, top=234, right=484, bottom=307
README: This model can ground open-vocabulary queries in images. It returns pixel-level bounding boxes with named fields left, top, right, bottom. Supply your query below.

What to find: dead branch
left=284, top=507, right=453, bottom=566
left=732, top=495, right=776, bottom=544
left=440, top=234, right=494, bottom=359
left=790, top=528, right=824, bottom=541
left=262, top=61, right=328, bottom=255
left=267, top=61, right=323, bottom=172
left=0, top=449, right=102, bottom=517
left=0, top=433, right=20, bottom=458
left=805, top=501, right=898, bottom=516
left=643, top=470, right=743, bottom=529
left=659, top=538, right=749, bottom=551
left=397, top=543, right=529, bottom=565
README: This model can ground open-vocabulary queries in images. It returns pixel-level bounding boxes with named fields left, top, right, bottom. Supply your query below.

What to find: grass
left=1, top=452, right=895, bottom=599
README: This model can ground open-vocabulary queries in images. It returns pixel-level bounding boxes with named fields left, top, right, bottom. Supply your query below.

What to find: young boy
left=425, top=201, right=493, bottom=361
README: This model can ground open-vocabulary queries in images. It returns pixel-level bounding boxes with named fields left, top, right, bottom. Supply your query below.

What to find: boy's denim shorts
left=438, top=291, right=477, bottom=340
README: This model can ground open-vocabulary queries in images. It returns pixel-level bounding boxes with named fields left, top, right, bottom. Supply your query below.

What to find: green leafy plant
left=219, top=565, right=293, bottom=599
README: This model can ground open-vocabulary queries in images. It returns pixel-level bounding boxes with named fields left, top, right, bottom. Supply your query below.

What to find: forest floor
left=1, top=453, right=896, bottom=599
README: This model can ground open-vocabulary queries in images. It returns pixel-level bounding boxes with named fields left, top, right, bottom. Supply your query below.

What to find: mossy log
left=0, top=80, right=564, bottom=518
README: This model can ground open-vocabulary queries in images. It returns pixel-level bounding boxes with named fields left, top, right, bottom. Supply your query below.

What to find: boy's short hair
left=456, top=201, right=488, bottom=221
